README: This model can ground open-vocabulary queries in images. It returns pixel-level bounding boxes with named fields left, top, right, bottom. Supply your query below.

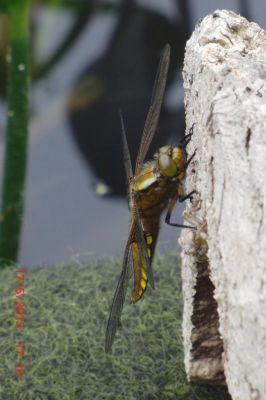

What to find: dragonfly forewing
left=135, top=44, right=170, bottom=175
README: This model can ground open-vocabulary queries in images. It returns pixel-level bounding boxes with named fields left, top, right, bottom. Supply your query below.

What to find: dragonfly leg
left=165, top=189, right=196, bottom=229
left=185, top=149, right=196, bottom=170
left=179, top=190, right=196, bottom=203
left=179, top=123, right=196, bottom=148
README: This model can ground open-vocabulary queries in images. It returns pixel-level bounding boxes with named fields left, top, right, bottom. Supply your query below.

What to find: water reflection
left=67, top=2, right=189, bottom=196
left=23, top=1, right=189, bottom=267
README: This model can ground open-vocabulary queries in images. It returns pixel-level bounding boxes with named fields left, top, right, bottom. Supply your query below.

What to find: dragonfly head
left=156, top=146, right=186, bottom=179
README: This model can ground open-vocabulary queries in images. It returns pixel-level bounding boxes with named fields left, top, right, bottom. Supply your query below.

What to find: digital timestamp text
left=15, top=268, right=26, bottom=380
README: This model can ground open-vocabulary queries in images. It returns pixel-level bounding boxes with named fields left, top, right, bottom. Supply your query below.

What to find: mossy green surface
left=0, top=254, right=231, bottom=399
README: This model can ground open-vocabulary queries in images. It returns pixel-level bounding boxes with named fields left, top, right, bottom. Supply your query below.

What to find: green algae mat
left=0, top=253, right=231, bottom=400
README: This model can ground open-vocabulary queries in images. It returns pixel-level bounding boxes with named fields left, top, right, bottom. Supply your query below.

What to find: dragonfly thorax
left=155, top=145, right=186, bottom=180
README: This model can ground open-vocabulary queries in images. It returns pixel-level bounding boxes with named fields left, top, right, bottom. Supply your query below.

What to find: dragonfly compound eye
left=158, top=153, right=177, bottom=177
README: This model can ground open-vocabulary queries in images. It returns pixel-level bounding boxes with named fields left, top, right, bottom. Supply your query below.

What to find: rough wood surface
left=180, top=9, right=266, bottom=400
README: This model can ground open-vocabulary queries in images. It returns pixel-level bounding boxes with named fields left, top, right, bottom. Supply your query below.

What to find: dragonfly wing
left=105, top=230, right=133, bottom=353
left=105, top=208, right=154, bottom=352
left=135, top=44, right=171, bottom=175
left=120, top=110, right=133, bottom=183
left=120, top=108, right=154, bottom=287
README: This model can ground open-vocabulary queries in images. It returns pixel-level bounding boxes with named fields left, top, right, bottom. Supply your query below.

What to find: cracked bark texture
left=179, top=9, right=266, bottom=400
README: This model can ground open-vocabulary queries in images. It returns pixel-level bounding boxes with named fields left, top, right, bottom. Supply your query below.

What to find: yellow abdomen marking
left=140, top=278, right=146, bottom=290
left=141, top=268, right=147, bottom=281
left=146, top=234, right=153, bottom=245
left=145, top=233, right=154, bottom=259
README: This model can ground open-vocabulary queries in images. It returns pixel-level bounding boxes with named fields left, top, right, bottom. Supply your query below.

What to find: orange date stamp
left=15, top=268, right=26, bottom=380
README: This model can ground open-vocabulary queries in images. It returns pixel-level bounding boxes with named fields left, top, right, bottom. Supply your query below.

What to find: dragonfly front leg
left=165, top=185, right=196, bottom=229
left=179, top=190, right=196, bottom=203
left=179, top=123, right=196, bottom=148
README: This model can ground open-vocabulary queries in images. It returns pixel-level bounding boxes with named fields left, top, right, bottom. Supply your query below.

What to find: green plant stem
left=0, top=1, right=30, bottom=266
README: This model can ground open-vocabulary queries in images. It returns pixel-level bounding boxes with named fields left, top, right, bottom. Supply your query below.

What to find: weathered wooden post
left=180, top=9, right=266, bottom=400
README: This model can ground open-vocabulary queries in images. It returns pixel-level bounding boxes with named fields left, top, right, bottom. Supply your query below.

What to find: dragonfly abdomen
left=130, top=241, right=148, bottom=303
left=130, top=215, right=160, bottom=303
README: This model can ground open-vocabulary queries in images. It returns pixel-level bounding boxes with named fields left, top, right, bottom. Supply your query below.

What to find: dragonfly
left=105, top=44, right=195, bottom=353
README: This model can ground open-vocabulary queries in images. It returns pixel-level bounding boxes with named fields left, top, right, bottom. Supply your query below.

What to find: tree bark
left=180, top=9, right=266, bottom=400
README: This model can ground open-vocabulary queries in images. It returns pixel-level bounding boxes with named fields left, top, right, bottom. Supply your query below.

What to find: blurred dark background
left=0, top=0, right=265, bottom=267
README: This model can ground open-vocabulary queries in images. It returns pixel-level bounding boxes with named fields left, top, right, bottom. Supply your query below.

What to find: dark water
left=0, top=0, right=265, bottom=268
